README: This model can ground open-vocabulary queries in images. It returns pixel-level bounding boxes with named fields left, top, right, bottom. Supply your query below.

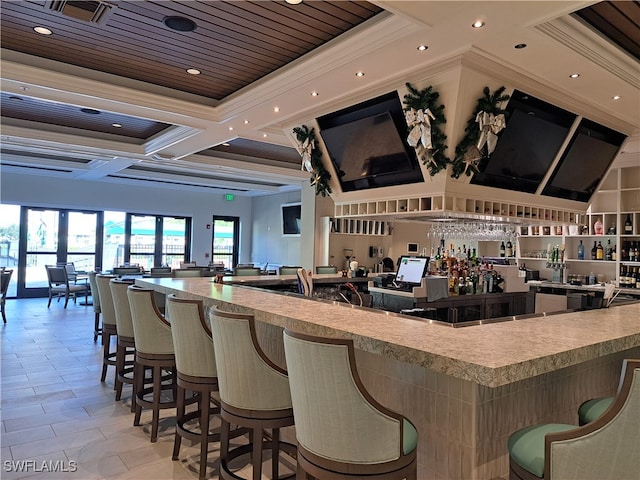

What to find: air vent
left=45, top=1, right=114, bottom=24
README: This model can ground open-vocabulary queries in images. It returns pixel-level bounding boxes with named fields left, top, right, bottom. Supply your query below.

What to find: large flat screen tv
left=542, top=119, right=626, bottom=203
left=471, top=90, right=576, bottom=193
left=318, top=92, right=423, bottom=192
left=395, top=256, right=429, bottom=285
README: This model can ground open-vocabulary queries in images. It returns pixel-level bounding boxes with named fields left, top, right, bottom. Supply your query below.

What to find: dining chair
left=278, top=266, right=301, bottom=275
left=1, top=269, right=13, bottom=323
left=45, top=265, right=89, bottom=308
left=233, top=267, right=261, bottom=276
left=315, top=265, right=337, bottom=274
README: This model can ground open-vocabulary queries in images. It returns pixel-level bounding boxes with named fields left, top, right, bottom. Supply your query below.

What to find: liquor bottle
left=577, top=240, right=585, bottom=260
left=596, top=241, right=604, bottom=260
left=636, top=268, right=640, bottom=289
left=505, top=240, right=513, bottom=257
left=499, top=241, right=506, bottom=257
left=612, top=243, right=617, bottom=261
left=591, top=241, right=597, bottom=260
left=605, top=239, right=612, bottom=261
left=619, top=266, right=627, bottom=288
left=625, top=214, right=633, bottom=234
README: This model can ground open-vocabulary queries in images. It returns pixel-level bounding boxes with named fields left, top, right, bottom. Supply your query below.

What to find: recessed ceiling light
left=228, top=126, right=234, bottom=131
left=514, top=43, right=527, bottom=49
left=612, top=95, right=621, bottom=100
left=355, top=71, right=365, bottom=77
left=80, top=108, right=100, bottom=115
left=222, top=143, right=230, bottom=147
left=274, top=106, right=280, bottom=112
left=263, top=133, right=268, bottom=138
left=33, top=26, right=52, bottom=35
left=112, top=123, right=122, bottom=128
left=311, top=91, right=319, bottom=97
left=285, top=0, right=302, bottom=4
left=243, top=120, right=250, bottom=124
left=417, top=45, right=428, bottom=51
left=472, top=20, right=485, bottom=28
left=569, top=73, right=580, bottom=78
left=186, top=68, right=200, bottom=75
left=163, top=16, right=197, bottom=32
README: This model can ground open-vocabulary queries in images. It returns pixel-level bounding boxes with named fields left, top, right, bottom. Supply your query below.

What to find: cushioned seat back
left=550, top=361, right=640, bottom=479
left=165, top=295, right=215, bottom=377
left=88, top=271, right=101, bottom=314
left=173, top=268, right=202, bottom=278
left=283, top=331, right=403, bottom=464
left=95, top=274, right=117, bottom=327
left=315, top=266, right=337, bottom=274
left=209, top=307, right=291, bottom=411
left=110, top=279, right=135, bottom=338
left=234, top=267, right=261, bottom=276
left=279, top=266, right=300, bottom=275
left=127, top=287, right=173, bottom=355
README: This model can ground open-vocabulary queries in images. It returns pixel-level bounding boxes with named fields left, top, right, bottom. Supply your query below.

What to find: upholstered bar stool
left=577, top=396, right=613, bottom=425
left=507, top=359, right=640, bottom=480
left=209, top=307, right=296, bottom=480
left=283, top=329, right=418, bottom=480
left=127, top=285, right=178, bottom=442
left=95, top=273, right=118, bottom=385
left=109, top=278, right=136, bottom=410
left=166, top=294, right=226, bottom=479
left=88, top=271, right=102, bottom=342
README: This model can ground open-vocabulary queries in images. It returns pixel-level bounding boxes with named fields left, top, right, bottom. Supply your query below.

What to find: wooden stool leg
left=133, top=362, right=144, bottom=426
left=220, top=417, right=230, bottom=467
left=198, top=392, right=210, bottom=479
left=100, top=331, right=111, bottom=382
left=150, top=364, right=161, bottom=442
left=115, top=344, right=124, bottom=401
left=172, top=385, right=185, bottom=461
left=272, top=428, right=280, bottom=480
left=252, top=426, right=262, bottom=480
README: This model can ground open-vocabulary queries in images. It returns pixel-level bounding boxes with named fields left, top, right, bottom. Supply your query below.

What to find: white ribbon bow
left=298, top=137, right=314, bottom=172
left=406, top=108, right=436, bottom=150
left=476, top=111, right=506, bottom=155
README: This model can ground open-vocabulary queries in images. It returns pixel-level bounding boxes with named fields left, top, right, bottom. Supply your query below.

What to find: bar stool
left=283, top=329, right=418, bottom=480
left=578, top=396, right=613, bottom=425
left=127, top=285, right=177, bottom=442
left=507, top=359, right=640, bottom=479
left=209, top=307, right=296, bottom=480
left=166, top=294, right=228, bottom=478
left=87, top=271, right=102, bottom=342
left=109, top=278, right=136, bottom=410
left=95, top=274, right=117, bottom=386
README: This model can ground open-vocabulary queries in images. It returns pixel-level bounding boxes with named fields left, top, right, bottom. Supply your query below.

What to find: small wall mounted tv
left=281, top=202, right=301, bottom=237
left=471, top=90, right=576, bottom=193
left=542, top=119, right=626, bottom=203
left=395, top=256, right=429, bottom=285
left=317, top=92, right=423, bottom=192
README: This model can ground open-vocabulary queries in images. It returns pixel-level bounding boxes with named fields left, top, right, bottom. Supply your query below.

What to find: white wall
left=251, top=190, right=303, bottom=269
left=0, top=172, right=253, bottom=266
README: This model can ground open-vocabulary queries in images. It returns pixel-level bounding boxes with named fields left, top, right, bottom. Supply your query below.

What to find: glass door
left=211, top=216, right=239, bottom=270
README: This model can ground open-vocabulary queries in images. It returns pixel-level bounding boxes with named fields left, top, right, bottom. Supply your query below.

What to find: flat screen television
left=542, top=119, right=626, bottom=203
left=471, top=90, right=576, bottom=193
left=281, top=202, right=301, bottom=237
left=395, top=256, right=429, bottom=285
left=318, top=92, right=423, bottom=192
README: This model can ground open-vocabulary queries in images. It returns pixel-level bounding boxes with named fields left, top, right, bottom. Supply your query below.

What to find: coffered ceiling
left=1, top=1, right=639, bottom=196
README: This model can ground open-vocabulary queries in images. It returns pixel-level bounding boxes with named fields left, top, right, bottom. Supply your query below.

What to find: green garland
left=451, top=86, right=510, bottom=178
left=293, top=125, right=332, bottom=197
left=402, top=83, right=449, bottom=176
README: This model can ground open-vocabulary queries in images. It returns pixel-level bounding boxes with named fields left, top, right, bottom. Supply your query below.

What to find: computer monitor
left=395, top=256, right=429, bottom=285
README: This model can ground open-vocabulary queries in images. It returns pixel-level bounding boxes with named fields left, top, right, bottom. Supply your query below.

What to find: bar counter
left=136, top=276, right=640, bottom=480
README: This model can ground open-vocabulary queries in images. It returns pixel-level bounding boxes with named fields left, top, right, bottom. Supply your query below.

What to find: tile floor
left=1, top=297, right=286, bottom=479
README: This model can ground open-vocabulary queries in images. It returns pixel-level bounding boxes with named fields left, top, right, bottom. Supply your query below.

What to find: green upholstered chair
left=233, top=267, right=261, bottom=276
left=172, top=268, right=202, bottom=278
left=278, top=266, right=301, bottom=275
left=508, top=359, right=640, bottom=479
left=210, top=307, right=296, bottom=480
left=127, top=286, right=178, bottom=443
left=109, top=278, right=136, bottom=410
left=166, top=294, right=227, bottom=479
left=577, top=396, right=614, bottom=425
left=95, top=274, right=118, bottom=384
left=315, top=265, right=337, bottom=274
left=283, top=329, right=418, bottom=480
left=88, top=271, right=102, bottom=342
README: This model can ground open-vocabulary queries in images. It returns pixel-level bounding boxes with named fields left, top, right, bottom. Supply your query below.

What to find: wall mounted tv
left=542, top=119, right=626, bottom=203
left=317, top=92, right=423, bottom=192
left=471, top=90, right=577, bottom=193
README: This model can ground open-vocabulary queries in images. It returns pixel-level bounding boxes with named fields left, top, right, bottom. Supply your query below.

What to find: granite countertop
left=137, top=277, right=640, bottom=388
left=222, top=273, right=370, bottom=286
